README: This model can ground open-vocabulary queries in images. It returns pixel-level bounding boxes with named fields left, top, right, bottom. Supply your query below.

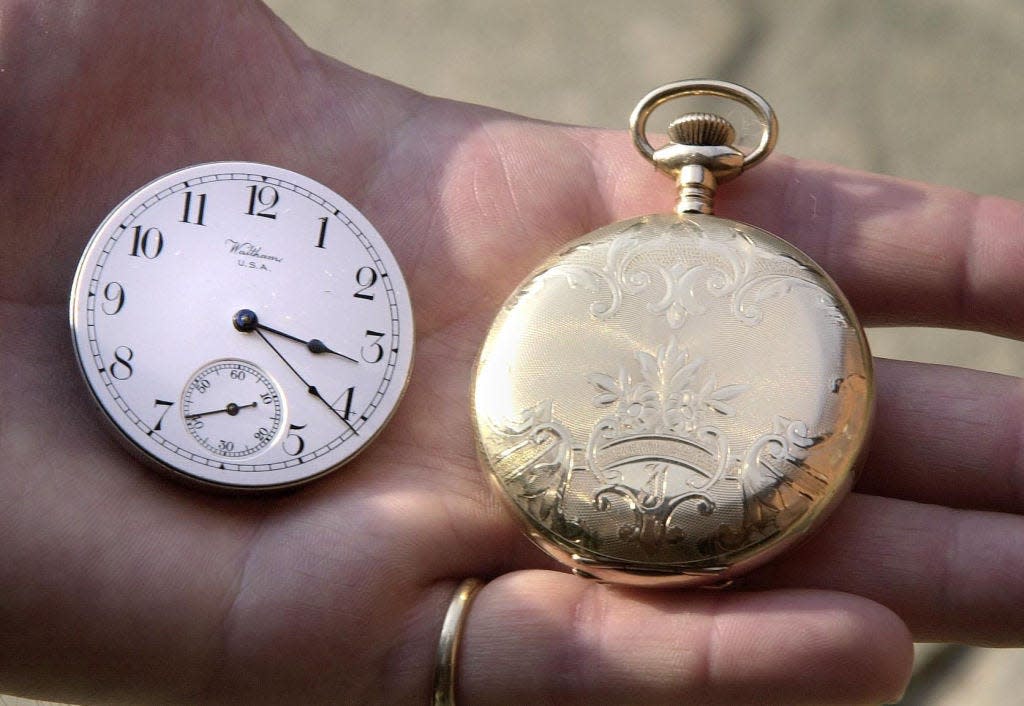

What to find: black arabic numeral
left=128, top=226, right=163, bottom=259
left=315, top=216, right=328, bottom=248
left=101, top=281, right=125, bottom=315
left=260, top=392, right=274, bottom=405
left=181, top=190, right=207, bottom=225
left=218, top=440, right=235, bottom=452
left=253, top=427, right=273, bottom=443
left=109, top=346, right=134, bottom=380
left=354, top=266, right=378, bottom=300
left=333, top=386, right=355, bottom=421
left=283, top=423, right=307, bottom=456
left=361, top=330, right=384, bottom=363
left=152, top=399, right=174, bottom=432
left=245, top=184, right=279, bottom=219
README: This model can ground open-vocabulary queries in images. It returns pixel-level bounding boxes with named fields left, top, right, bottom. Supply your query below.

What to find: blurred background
left=5, top=1, right=1022, bottom=704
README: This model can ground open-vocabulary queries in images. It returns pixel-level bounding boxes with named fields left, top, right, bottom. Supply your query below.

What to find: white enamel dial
left=70, top=162, right=414, bottom=490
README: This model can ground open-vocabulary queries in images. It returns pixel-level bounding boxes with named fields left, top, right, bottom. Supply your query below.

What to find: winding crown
left=668, top=113, right=737, bottom=147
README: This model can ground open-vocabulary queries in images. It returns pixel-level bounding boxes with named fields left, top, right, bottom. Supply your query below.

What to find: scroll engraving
left=551, top=220, right=844, bottom=329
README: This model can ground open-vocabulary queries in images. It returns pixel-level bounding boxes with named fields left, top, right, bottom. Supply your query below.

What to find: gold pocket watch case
left=472, top=80, right=873, bottom=587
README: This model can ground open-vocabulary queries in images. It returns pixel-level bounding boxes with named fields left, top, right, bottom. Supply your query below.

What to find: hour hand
left=232, top=309, right=357, bottom=363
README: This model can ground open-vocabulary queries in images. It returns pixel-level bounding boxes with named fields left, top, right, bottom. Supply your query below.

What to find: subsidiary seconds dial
left=181, top=360, right=283, bottom=458
left=70, top=162, right=414, bottom=490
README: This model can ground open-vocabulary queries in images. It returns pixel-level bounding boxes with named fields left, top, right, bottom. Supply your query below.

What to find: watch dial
left=70, top=162, right=414, bottom=489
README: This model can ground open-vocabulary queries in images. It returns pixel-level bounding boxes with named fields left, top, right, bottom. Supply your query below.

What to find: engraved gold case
left=472, top=81, right=873, bottom=587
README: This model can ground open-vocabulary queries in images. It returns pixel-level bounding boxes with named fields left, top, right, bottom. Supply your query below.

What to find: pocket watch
left=472, top=81, right=873, bottom=587
left=70, top=162, right=413, bottom=491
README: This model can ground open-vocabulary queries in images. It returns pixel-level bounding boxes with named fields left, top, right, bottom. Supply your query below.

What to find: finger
left=749, top=493, right=1024, bottom=645
left=731, top=158, right=1024, bottom=337
left=856, top=358, right=1024, bottom=513
left=456, top=571, right=912, bottom=706
left=577, top=129, right=1024, bottom=337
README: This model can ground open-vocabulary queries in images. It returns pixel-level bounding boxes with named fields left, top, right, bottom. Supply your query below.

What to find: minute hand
left=253, top=329, right=358, bottom=436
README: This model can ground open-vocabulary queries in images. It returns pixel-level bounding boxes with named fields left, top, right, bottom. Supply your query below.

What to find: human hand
left=1, top=2, right=1021, bottom=704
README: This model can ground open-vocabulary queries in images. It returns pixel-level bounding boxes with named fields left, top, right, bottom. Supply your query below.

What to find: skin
left=1, top=2, right=1022, bottom=704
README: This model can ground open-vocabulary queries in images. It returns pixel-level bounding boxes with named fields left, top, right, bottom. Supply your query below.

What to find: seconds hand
left=249, top=327, right=358, bottom=436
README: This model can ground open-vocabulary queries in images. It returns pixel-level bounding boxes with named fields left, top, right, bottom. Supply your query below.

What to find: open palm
left=2, top=3, right=1022, bottom=704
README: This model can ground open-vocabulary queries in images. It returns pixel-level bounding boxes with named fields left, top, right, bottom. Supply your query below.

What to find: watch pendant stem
left=675, top=164, right=717, bottom=215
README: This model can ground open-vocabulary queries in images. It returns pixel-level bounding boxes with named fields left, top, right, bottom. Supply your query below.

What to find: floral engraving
left=586, top=336, right=748, bottom=438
